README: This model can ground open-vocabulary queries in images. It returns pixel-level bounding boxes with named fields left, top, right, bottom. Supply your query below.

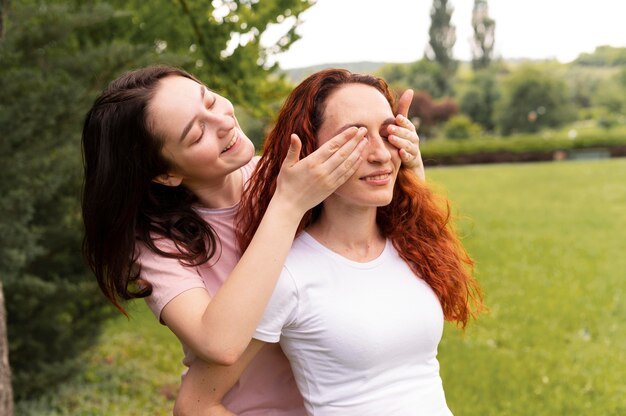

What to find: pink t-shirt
left=138, top=157, right=305, bottom=415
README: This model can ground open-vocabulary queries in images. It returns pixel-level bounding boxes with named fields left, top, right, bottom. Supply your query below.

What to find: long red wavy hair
left=237, top=69, right=482, bottom=328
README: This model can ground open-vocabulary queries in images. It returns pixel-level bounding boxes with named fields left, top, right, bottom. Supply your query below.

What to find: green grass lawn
left=17, top=158, right=626, bottom=415
left=431, top=159, right=626, bottom=415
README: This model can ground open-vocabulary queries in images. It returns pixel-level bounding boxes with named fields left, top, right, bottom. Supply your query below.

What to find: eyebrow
left=332, top=117, right=396, bottom=137
left=179, top=84, right=205, bottom=143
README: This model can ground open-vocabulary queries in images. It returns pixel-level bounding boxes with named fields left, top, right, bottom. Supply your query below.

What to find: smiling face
left=317, top=83, right=401, bottom=210
left=147, top=76, right=255, bottom=190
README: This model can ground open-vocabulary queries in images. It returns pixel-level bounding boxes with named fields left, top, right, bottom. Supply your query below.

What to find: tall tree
left=0, top=1, right=14, bottom=413
left=425, top=0, right=457, bottom=96
left=0, top=281, right=12, bottom=416
left=1, top=0, right=315, bottom=403
left=471, top=0, right=495, bottom=70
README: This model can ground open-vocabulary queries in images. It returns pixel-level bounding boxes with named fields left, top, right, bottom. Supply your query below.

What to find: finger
left=326, top=138, right=367, bottom=187
left=389, top=134, right=417, bottom=156
left=282, top=134, right=302, bottom=168
left=399, top=148, right=412, bottom=161
left=320, top=127, right=368, bottom=172
left=394, top=114, right=417, bottom=132
left=396, top=89, right=414, bottom=118
left=312, top=126, right=360, bottom=160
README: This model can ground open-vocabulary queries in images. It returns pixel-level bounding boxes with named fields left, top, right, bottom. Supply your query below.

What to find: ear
left=152, top=173, right=183, bottom=187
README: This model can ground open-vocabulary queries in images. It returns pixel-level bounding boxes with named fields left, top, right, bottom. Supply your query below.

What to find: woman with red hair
left=176, top=68, right=482, bottom=415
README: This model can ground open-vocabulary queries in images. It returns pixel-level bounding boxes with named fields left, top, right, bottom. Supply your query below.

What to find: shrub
left=444, top=115, right=482, bottom=140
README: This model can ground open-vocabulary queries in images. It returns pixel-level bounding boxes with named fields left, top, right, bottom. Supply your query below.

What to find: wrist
left=266, top=193, right=307, bottom=226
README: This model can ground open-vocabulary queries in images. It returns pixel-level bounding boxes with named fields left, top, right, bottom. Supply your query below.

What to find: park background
left=0, top=0, right=624, bottom=415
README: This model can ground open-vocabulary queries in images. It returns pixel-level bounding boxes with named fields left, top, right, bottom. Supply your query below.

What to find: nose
left=215, top=114, right=236, bottom=139
left=366, top=134, right=392, bottom=164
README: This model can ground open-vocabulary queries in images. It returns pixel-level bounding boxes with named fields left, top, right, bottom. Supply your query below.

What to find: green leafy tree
left=0, top=0, right=14, bottom=411
left=0, top=1, right=155, bottom=399
left=380, top=59, right=446, bottom=98
left=425, top=0, right=457, bottom=96
left=2, top=0, right=316, bottom=401
left=495, top=65, right=575, bottom=135
left=574, top=45, right=626, bottom=66
left=470, top=0, right=495, bottom=70
left=459, top=69, right=500, bottom=131
left=105, top=0, right=313, bottom=117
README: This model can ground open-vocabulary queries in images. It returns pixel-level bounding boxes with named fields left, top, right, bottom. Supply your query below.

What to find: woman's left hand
left=389, top=89, right=425, bottom=181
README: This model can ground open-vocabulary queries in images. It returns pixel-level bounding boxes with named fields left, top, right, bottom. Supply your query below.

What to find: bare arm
left=390, top=89, right=425, bottom=181
left=161, top=128, right=368, bottom=365
left=173, top=340, right=266, bottom=416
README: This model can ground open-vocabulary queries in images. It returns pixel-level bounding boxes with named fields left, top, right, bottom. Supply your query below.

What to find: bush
left=407, top=91, right=458, bottom=137
left=444, top=115, right=482, bottom=140
left=421, top=125, right=626, bottom=165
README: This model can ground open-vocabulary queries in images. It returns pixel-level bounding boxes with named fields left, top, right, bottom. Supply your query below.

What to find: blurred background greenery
left=1, top=0, right=624, bottom=414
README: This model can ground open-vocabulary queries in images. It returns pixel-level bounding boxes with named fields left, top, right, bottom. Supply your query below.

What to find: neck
left=307, top=200, right=385, bottom=262
left=188, top=169, right=243, bottom=209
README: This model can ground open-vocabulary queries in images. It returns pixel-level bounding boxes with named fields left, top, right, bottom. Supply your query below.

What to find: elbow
left=197, top=345, right=244, bottom=367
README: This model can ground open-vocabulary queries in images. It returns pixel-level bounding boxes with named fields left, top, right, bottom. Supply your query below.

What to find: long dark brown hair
left=238, top=69, right=482, bottom=327
left=81, top=66, right=218, bottom=313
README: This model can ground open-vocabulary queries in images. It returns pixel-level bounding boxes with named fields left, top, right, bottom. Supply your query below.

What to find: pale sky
left=261, top=0, right=626, bottom=69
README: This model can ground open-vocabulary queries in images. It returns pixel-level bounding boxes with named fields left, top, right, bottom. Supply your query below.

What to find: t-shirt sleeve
left=253, top=267, right=298, bottom=343
left=137, top=241, right=206, bottom=323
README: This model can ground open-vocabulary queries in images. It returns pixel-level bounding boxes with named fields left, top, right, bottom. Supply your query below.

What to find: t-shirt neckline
left=299, top=231, right=391, bottom=270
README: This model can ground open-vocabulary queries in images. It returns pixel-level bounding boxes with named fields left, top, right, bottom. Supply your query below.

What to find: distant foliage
left=444, top=115, right=481, bottom=140
left=574, top=45, right=626, bottom=67
left=470, top=0, right=495, bottom=70
left=425, top=0, right=457, bottom=96
left=495, top=65, right=575, bottom=135
left=459, top=69, right=500, bottom=131
left=407, top=90, right=458, bottom=137
left=380, top=59, right=448, bottom=99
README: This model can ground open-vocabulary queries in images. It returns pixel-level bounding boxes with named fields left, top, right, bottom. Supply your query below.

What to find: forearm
left=196, top=196, right=301, bottom=362
left=174, top=340, right=265, bottom=416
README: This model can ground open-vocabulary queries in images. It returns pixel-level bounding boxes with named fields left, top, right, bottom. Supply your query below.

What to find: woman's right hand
left=274, top=127, right=368, bottom=213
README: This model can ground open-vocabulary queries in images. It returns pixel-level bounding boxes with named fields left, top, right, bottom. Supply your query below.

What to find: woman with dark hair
left=176, top=69, right=482, bottom=415
left=81, top=65, right=425, bottom=415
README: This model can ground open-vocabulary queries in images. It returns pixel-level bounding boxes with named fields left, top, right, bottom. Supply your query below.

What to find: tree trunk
left=0, top=281, right=13, bottom=416
left=0, top=0, right=9, bottom=40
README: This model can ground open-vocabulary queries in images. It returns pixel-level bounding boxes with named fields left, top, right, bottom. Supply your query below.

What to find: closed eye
left=192, top=121, right=206, bottom=145
left=205, top=88, right=217, bottom=109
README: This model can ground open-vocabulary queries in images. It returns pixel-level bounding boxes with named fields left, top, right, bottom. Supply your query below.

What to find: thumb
left=396, top=89, right=414, bottom=118
left=282, top=134, right=302, bottom=168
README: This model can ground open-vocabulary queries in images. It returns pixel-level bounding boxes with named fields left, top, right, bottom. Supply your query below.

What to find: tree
left=0, top=281, right=12, bottom=416
left=0, top=0, right=14, bottom=413
left=105, top=0, right=313, bottom=117
left=459, top=69, right=500, bottom=131
left=470, top=0, right=495, bottom=70
left=425, top=0, right=457, bottom=95
left=2, top=0, right=316, bottom=402
left=495, top=65, right=575, bottom=135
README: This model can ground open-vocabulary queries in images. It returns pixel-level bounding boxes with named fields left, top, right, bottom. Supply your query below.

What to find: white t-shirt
left=254, top=232, right=453, bottom=416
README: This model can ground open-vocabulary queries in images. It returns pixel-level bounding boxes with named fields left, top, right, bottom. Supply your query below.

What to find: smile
left=362, top=173, right=390, bottom=181
left=360, top=170, right=392, bottom=183
left=221, top=131, right=239, bottom=153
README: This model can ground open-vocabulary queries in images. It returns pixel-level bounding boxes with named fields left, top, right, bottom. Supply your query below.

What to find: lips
left=359, top=169, right=392, bottom=181
left=221, top=130, right=239, bottom=153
